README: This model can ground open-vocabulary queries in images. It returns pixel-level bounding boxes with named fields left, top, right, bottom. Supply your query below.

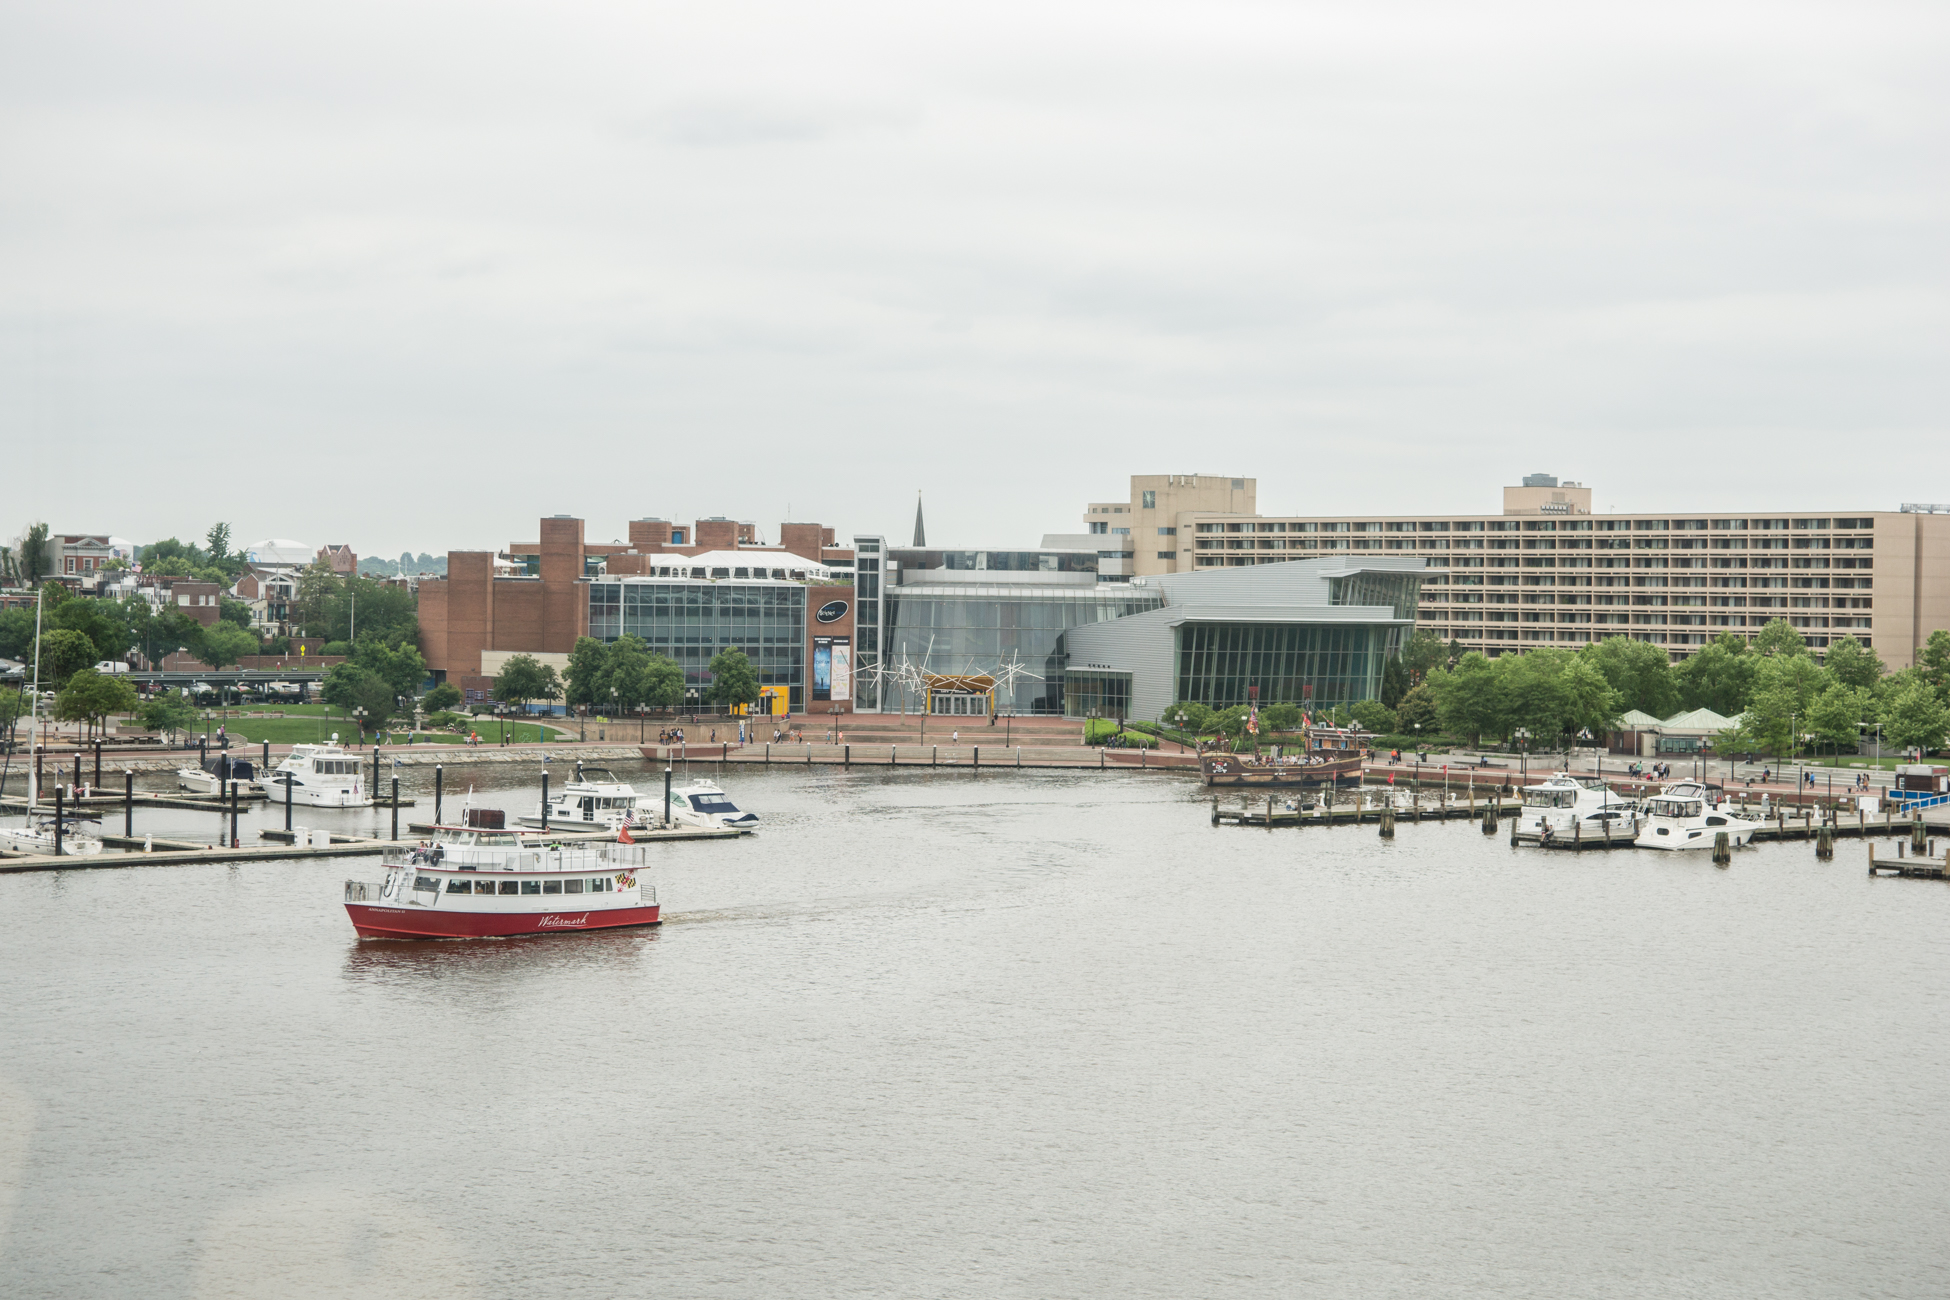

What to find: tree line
left=1409, top=621, right=1950, bottom=756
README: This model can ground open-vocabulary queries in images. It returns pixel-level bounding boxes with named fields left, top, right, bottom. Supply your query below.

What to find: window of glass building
left=587, top=582, right=808, bottom=711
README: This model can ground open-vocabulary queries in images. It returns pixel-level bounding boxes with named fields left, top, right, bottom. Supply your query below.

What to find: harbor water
left=3, top=763, right=1947, bottom=1298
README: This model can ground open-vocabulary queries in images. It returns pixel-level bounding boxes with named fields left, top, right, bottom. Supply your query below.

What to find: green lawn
left=192, top=717, right=561, bottom=746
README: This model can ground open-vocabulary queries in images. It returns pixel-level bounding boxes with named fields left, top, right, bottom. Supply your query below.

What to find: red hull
left=345, top=903, right=661, bottom=940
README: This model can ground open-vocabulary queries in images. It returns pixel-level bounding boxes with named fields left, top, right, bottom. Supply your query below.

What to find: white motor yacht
left=519, top=767, right=641, bottom=830
left=1635, top=780, right=1760, bottom=851
left=267, top=741, right=371, bottom=807
left=1515, top=772, right=1642, bottom=843
left=659, top=779, right=759, bottom=830
left=177, top=754, right=266, bottom=798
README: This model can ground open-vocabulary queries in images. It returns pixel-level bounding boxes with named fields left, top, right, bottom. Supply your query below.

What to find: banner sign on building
left=813, top=636, right=852, bottom=703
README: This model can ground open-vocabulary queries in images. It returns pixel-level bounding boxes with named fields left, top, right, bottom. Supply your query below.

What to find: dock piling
left=1913, top=817, right=1927, bottom=853
left=123, top=770, right=133, bottom=838
left=434, top=765, right=442, bottom=826
left=54, top=787, right=64, bottom=856
left=1712, top=831, right=1731, bottom=866
left=1379, top=805, right=1395, bottom=838
left=391, top=777, right=399, bottom=842
left=1817, top=823, right=1833, bottom=860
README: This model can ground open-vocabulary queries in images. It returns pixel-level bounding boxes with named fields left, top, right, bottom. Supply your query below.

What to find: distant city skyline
left=3, top=0, right=1945, bottom=558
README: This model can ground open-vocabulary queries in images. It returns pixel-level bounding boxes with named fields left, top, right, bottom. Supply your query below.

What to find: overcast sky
left=3, top=0, right=1945, bottom=560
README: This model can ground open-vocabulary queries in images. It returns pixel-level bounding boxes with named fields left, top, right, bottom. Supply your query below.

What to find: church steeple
left=912, top=492, right=926, bottom=547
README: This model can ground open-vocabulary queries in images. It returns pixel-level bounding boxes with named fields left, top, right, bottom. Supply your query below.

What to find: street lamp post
left=1514, top=728, right=1530, bottom=783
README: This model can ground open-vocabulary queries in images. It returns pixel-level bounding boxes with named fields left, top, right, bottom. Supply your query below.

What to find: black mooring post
left=664, top=766, right=672, bottom=829
left=94, top=742, right=101, bottom=789
left=434, top=764, right=443, bottom=826
left=230, top=779, right=240, bottom=848
left=124, top=770, right=133, bottom=837
left=541, top=771, right=550, bottom=833
left=54, top=787, right=64, bottom=857
left=391, top=777, right=399, bottom=842
left=284, top=769, right=292, bottom=832
left=262, top=740, right=270, bottom=771
left=200, top=735, right=207, bottom=769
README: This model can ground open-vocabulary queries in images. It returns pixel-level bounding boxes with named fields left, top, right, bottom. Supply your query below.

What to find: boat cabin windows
left=542, top=880, right=562, bottom=894
left=1523, top=789, right=1577, bottom=808
left=520, top=880, right=542, bottom=895
left=311, top=759, right=361, bottom=775
left=1648, top=799, right=1705, bottom=818
left=447, top=879, right=472, bottom=893
left=499, top=881, right=520, bottom=895
left=690, top=793, right=740, bottom=814
left=413, top=876, right=441, bottom=893
left=564, top=879, right=583, bottom=893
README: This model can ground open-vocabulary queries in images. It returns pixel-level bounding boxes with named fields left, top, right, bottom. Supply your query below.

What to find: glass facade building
left=884, top=584, right=1162, bottom=714
left=1173, top=621, right=1400, bottom=711
left=587, top=580, right=807, bottom=710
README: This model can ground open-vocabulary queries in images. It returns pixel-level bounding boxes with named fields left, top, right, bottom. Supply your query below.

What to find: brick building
left=419, top=514, right=855, bottom=712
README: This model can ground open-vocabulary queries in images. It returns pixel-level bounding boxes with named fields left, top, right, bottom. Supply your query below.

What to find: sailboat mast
left=27, top=584, right=42, bottom=809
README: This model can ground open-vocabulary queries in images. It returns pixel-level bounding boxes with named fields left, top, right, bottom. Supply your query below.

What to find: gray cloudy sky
left=4, top=0, right=1946, bottom=559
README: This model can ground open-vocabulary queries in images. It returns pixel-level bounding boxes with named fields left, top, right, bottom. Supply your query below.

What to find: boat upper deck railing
left=380, top=844, right=652, bottom=871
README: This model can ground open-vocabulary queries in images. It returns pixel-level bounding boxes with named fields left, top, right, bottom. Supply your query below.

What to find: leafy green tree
left=352, top=640, right=428, bottom=699
left=1430, top=653, right=1505, bottom=745
left=1559, top=655, right=1623, bottom=742
left=1400, top=629, right=1447, bottom=682
left=17, top=522, right=49, bottom=583
left=1733, top=678, right=1797, bottom=756
left=219, top=598, right=253, bottom=629
left=320, top=662, right=377, bottom=713
left=139, top=693, right=197, bottom=740
left=1807, top=683, right=1871, bottom=755
left=1350, top=699, right=1397, bottom=734
left=1751, top=652, right=1829, bottom=719
left=1445, top=637, right=1466, bottom=669
left=33, top=628, right=98, bottom=687
left=1883, top=678, right=1950, bottom=755
left=350, top=673, right=397, bottom=737
left=1380, top=656, right=1409, bottom=709
left=1919, top=630, right=1950, bottom=702
left=1583, top=635, right=1678, bottom=718
left=1674, top=632, right=1755, bottom=715
left=1161, top=701, right=1216, bottom=735
left=563, top=636, right=610, bottom=710
left=1260, top=702, right=1302, bottom=732
left=196, top=623, right=259, bottom=671
left=643, top=653, right=684, bottom=710
left=422, top=682, right=463, bottom=713
left=0, top=608, right=35, bottom=661
left=1395, top=681, right=1439, bottom=736
left=54, top=669, right=138, bottom=741
left=1823, top=635, right=1885, bottom=693
left=205, top=522, right=232, bottom=566
left=49, top=597, right=132, bottom=661
left=493, top=654, right=551, bottom=711
left=1753, top=618, right=1808, bottom=658
left=706, top=646, right=760, bottom=712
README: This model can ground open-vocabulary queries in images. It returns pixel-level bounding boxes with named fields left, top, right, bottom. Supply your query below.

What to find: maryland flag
left=1246, top=703, right=1259, bottom=736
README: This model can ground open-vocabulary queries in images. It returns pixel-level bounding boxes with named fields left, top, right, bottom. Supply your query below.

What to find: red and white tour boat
left=343, top=817, right=660, bottom=939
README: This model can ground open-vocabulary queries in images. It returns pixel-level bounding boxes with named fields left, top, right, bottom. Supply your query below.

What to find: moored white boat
left=177, top=755, right=266, bottom=798
left=518, top=767, right=641, bottom=830
left=663, top=779, right=758, bottom=830
left=343, top=822, right=659, bottom=938
left=0, top=817, right=105, bottom=857
left=1515, top=772, right=1642, bottom=843
left=268, top=741, right=371, bottom=807
left=1635, top=780, right=1760, bottom=851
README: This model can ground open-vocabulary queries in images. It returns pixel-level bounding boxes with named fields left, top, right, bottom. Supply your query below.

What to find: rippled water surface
left=3, top=762, right=1948, bottom=1299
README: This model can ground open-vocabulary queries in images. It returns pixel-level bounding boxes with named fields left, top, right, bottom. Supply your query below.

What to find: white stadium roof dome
left=243, top=539, right=314, bottom=567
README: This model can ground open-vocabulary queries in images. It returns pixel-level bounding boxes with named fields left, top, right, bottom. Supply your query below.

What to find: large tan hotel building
left=1080, top=474, right=1950, bottom=669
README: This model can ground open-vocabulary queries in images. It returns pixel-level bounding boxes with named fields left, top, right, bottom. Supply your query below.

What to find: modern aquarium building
left=850, top=536, right=1423, bottom=720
